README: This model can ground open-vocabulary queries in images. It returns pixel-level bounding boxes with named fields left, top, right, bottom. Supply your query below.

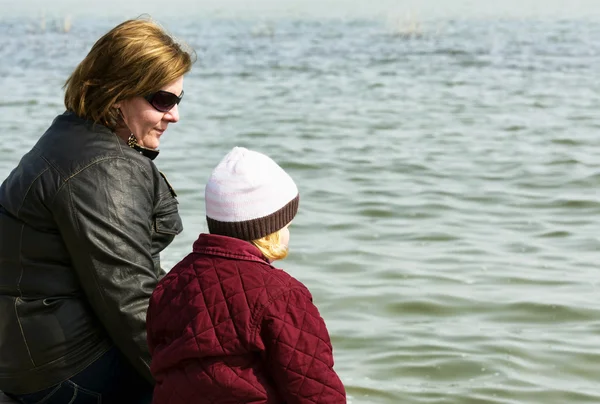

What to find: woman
left=0, top=17, right=194, bottom=403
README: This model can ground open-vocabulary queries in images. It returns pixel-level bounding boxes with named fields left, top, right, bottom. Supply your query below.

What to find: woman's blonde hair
left=252, top=229, right=289, bottom=261
left=64, top=16, right=195, bottom=129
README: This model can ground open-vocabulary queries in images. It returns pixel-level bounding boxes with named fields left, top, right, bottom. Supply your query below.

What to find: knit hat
left=205, top=147, right=299, bottom=241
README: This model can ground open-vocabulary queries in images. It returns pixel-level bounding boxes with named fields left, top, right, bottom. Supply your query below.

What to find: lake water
left=1, top=3, right=600, bottom=403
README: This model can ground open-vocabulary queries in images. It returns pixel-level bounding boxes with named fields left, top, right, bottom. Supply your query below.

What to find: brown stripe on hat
left=207, top=194, right=299, bottom=241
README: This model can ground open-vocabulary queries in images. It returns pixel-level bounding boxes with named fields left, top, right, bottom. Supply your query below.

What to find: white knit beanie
left=205, top=147, right=299, bottom=241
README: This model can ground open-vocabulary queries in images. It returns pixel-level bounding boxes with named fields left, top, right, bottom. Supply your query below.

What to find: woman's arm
left=52, top=156, right=158, bottom=382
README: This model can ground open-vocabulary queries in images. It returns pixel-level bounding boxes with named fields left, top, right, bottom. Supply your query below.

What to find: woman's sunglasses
left=143, top=90, right=184, bottom=113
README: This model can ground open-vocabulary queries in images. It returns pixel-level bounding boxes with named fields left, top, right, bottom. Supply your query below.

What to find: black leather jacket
left=0, top=112, right=183, bottom=394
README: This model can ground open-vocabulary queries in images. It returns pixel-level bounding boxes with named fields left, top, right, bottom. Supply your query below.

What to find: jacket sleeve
left=52, top=157, right=158, bottom=382
left=258, top=288, right=346, bottom=404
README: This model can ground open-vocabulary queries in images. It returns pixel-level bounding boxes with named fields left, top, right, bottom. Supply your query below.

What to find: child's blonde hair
left=252, top=229, right=288, bottom=261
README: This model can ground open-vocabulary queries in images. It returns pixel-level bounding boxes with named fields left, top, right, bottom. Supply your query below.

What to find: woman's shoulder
left=37, top=112, right=160, bottom=182
left=45, top=112, right=153, bottom=163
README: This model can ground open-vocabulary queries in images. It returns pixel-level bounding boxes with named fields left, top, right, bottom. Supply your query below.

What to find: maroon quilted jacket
left=147, top=234, right=346, bottom=404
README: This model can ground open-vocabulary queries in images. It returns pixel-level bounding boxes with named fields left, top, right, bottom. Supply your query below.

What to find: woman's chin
left=139, top=139, right=160, bottom=150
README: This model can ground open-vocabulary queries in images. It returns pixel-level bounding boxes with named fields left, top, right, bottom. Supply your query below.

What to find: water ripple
left=2, top=14, right=600, bottom=404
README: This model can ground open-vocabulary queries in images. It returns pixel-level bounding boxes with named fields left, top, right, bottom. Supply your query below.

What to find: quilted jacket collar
left=192, top=233, right=270, bottom=264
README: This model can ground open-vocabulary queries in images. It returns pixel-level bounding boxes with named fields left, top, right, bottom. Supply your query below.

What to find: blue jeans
left=5, top=346, right=153, bottom=404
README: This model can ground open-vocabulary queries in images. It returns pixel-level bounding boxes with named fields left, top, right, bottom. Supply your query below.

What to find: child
left=146, top=147, right=346, bottom=403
